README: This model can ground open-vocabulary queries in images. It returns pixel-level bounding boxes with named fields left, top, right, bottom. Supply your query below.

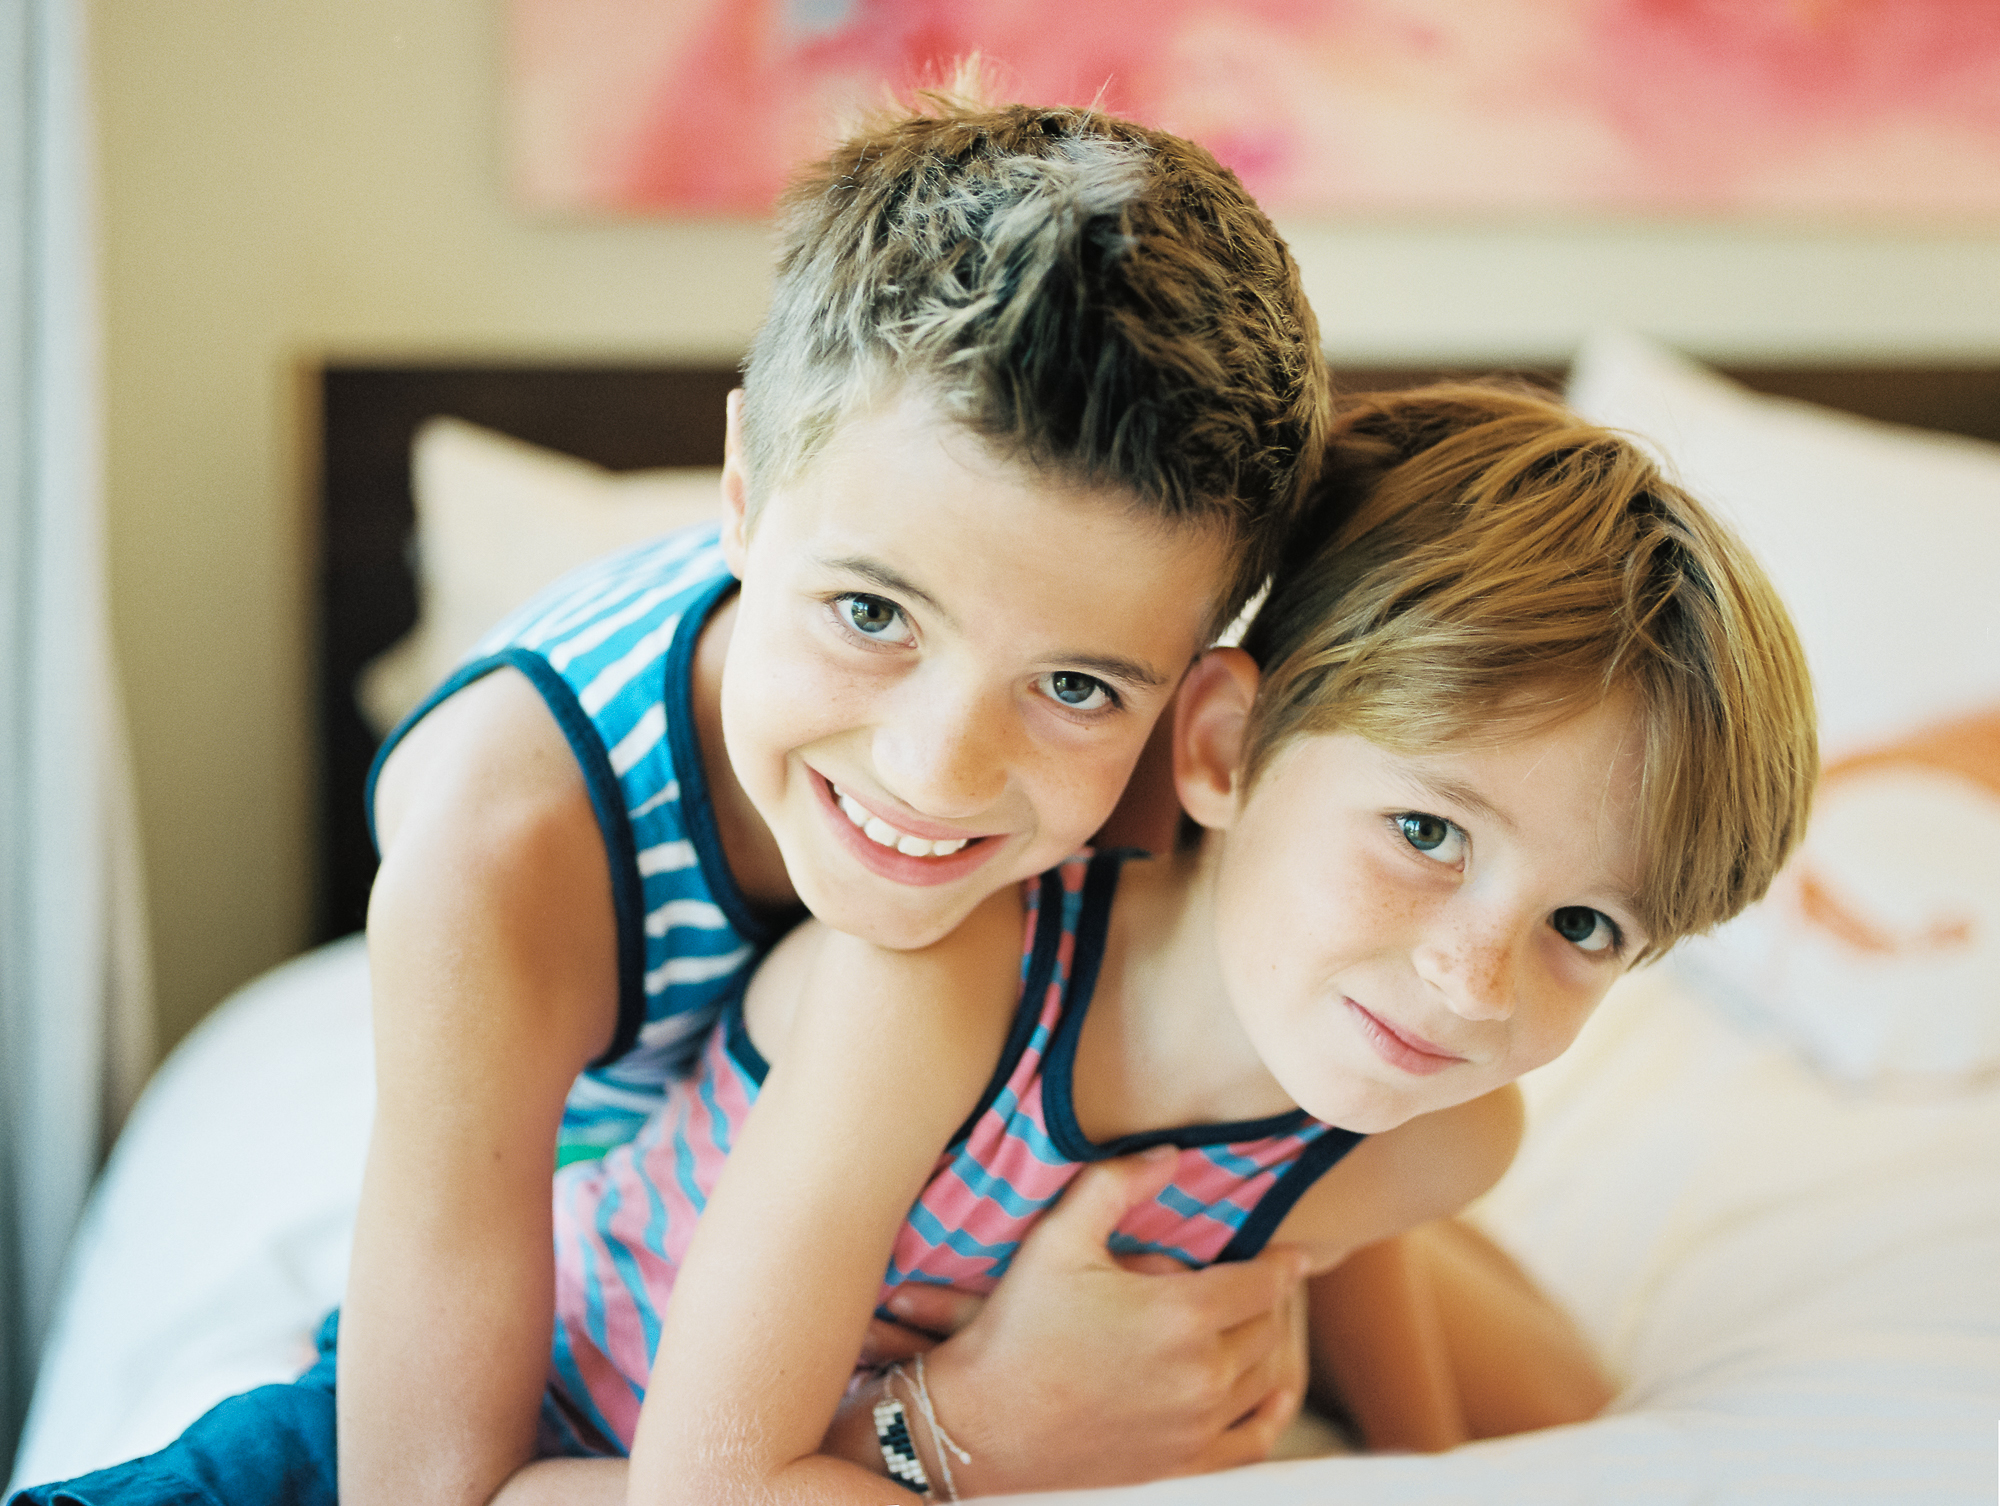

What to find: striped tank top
left=369, top=523, right=801, bottom=1157
left=541, top=850, right=1365, bottom=1455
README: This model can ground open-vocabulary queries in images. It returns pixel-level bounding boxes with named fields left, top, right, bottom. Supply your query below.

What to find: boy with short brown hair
left=11, top=82, right=1332, bottom=1506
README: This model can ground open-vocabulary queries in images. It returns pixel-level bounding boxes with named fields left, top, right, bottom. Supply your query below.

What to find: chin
left=796, top=879, right=976, bottom=953
left=1288, top=1077, right=1432, bottom=1136
left=1318, top=1103, right=1412, bottom=1136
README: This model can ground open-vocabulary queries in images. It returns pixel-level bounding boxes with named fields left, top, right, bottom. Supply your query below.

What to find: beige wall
left=93, top=1, right=2000, bottom=1056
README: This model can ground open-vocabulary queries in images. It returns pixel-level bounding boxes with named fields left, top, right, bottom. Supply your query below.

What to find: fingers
left=1214, top=1309, right=1291, bottom=1430
left=1200, top=1380, right=1301, bottom=1473
left=880, top=1284, right=985, bottom=1340
left=857, top=1286, right=989, bottom=1367
left=1165, top=1243, right=1313, bottom=1332
left=854, top=1317, right=939, bottom=1369
left=1204, top=1253, right=1311, bottom=1454
left=1022, top=1147, right=1180, bottom=1265
left=1113, top=1251, right=1192, bottom=1276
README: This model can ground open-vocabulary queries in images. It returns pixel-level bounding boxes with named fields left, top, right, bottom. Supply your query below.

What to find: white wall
left=92, top=0, right=2000, bottom=1053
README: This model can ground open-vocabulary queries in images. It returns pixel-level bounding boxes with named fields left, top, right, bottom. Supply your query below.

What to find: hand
left=854, top=1250, right=1269, bottom=1366
left=920, top=1146, right=1312, bottom=1494
left=856, top=1286, right=985, bottom=1369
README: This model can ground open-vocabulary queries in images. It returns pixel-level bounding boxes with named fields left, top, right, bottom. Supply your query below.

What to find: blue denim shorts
left=7, top=1311, right=340, bottom=1506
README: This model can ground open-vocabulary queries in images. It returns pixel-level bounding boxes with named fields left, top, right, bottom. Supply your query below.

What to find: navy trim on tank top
left=717, top=870, right=1065, bottom=1154
left=1039, top=852, right=1321, bottom=1162
left=947, top=868, right=1067, bottom=1148
left=367, top=647, right=648, bottom=1069
left=1212, top=1121, right=1366, bottom=1262
left=364, top=572, right=786, bottom=1073
left=661, top=573, right=797, bottom=952
left=722, top=972, right=764, bottom=1084
left=711, top=850, right=1363, bottom=1267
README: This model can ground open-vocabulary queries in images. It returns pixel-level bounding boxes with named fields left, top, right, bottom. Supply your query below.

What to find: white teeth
left=832, top=784, right=972, bottom=859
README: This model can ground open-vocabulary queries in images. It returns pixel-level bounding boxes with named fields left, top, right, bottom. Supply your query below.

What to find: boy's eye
left=1040, top=671, right=1115, bottom=712
left=1551, top=906, right=1619, bottom=955
left=1396, top=812, right=1466, bottom=866
left=836, top=593, right=913, bottom=645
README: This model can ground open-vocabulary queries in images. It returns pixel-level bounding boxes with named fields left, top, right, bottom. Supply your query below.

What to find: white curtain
left=0, top=0, right=153, bottom=1469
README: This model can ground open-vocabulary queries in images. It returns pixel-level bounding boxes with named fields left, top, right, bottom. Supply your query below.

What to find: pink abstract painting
left=509, top=0, right=2000, bottom=217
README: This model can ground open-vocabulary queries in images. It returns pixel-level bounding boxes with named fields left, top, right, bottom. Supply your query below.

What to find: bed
left=10, top=335, right=2000, bottom=1503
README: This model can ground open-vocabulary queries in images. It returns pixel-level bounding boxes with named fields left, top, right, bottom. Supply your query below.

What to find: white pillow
left=356, top=418, right=724, bottom=734
left=1567, top=333, right=2000, bottom=1087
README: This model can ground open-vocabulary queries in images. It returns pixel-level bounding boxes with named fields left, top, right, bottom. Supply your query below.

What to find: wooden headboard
left=313, top=360, right=2000, bottom=943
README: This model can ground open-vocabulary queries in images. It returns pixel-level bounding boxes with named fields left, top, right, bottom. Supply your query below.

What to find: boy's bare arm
left=1309, top=1219, right=1614, bottom=1451
left=628, top=902, right=1023, bottom=1506
left=344, top=670, right=619, bottom=1506
left=1267, top=1083, right=1606, bottom=1452
left=1271, top=1084, right=1525, bottom=1270
left=624, top=900, right=1313, bottom=1504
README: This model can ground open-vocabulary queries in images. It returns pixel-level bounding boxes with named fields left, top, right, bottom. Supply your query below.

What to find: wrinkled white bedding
left=11, top=939, right=1999, bottom=1503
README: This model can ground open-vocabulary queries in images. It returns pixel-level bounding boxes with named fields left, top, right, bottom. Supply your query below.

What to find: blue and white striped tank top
left=369, top=522, right=801, bottom=1157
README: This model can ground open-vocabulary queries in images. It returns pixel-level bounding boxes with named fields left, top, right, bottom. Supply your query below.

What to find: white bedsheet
left=11, top=940, right=1999, bottom=1502
left=9, top=938, right=373, bottom=1491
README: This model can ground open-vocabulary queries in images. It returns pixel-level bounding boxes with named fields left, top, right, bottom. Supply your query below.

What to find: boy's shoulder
left=1272, top=1085, right=1525, bottom=1270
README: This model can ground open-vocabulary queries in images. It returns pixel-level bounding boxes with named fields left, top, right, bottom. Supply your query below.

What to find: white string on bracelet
left=909, top=1353, right=973, bottom=1503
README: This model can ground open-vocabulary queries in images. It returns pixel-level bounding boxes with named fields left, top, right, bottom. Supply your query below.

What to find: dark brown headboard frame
left=314, top=360, right=2000, bottom=943
left=316, top=365, right=741, bottom=940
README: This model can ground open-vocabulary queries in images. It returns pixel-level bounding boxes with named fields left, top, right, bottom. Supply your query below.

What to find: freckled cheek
left=1513, top=984, right=1599, bottom=1070
left=1322, top=849, right=1427, bottom=947
left=1014, top=750, right=1133, bottom=857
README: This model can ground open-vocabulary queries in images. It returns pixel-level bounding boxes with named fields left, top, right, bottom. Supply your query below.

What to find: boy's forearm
left=1305, top=1223, right=1615, bottom=1452
left=473, top=1385, right=898, bottom=1506
left=1305, top=1237, right=1469, bottom=1453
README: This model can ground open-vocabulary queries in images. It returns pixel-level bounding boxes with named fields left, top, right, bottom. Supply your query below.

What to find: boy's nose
left=871, top=688, right=1011, bottom=819
left=1412, top=909, right=1521, bottom=1023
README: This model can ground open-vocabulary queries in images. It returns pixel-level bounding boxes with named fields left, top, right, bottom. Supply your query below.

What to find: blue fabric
left=7, top=1314, right=340, bottom=1506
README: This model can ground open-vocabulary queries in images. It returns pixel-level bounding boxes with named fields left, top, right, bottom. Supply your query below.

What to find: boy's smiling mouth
left=832, top=784, right=972, bottom=857
left=806, top=772, right=1002, bottom=889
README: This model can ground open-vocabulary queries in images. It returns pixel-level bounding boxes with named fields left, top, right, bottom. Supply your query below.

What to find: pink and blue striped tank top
left=541, top=850, right=1364, bottom=1455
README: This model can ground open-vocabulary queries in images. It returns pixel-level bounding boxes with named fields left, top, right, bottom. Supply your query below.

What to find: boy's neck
left=1073, top=848, right=1295, bottom=1141
left=693, top=591, right=799, bottom=910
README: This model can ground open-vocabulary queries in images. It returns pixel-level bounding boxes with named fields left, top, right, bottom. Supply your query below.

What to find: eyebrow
left=819, top=552, right=1170, bottom=691
left=1405, top=766, right=1648, bottom=922
left=822, top=555, right=948, bottom=620
left=1403, top=769, right=1517, bottom=835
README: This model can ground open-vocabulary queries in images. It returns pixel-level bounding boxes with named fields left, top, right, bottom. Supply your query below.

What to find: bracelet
left=880, top=1357, right=973, bottom=1502
left=910, top=1354, right=973, bottom=1502
left=873, top=1390, right=932, bottom=1495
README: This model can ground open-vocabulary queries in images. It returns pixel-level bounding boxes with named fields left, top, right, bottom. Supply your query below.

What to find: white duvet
left=10, top=938, right=1999, bottom=1503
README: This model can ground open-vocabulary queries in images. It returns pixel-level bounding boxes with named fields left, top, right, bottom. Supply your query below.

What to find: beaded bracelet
left=873, top=1391, right=932, bottom=1495
left=881, top=1357, right=973, bottom=1501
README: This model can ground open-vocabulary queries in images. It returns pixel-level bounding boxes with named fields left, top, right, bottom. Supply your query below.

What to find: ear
left=1174, top=648, right=1260, bottom=831
left=719, top=387, right=751, bottom=578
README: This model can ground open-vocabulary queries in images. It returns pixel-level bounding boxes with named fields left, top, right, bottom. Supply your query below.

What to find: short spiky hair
left=739, top=82, right=1327, bottom=627
left=1239, top=383, right=1818, bottom=955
